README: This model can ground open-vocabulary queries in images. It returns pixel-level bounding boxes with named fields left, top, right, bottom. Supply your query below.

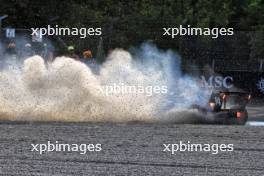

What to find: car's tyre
left=229, top=110, right=248, bottom=125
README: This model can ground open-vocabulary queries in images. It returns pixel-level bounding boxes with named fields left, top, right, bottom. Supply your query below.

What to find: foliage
left=0, top=0, right=264, bottom=60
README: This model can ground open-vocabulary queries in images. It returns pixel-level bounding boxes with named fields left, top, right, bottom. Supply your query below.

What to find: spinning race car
left=195, top=90, right=251, bottom=125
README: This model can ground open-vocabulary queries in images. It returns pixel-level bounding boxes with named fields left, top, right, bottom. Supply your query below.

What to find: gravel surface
left=0, top=122, right=263, bottom=175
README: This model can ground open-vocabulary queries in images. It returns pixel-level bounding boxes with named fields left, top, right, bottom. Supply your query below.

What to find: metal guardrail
left=213, top=59, right=263, bottom=72
left=183, top=59, right=263, bottom=72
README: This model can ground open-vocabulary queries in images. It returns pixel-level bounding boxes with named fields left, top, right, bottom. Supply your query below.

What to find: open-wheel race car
left=194, top=90, right=251, bottom=125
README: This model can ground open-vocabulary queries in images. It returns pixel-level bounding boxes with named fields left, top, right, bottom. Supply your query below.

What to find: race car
left=195, top=90, right=251, bottom=125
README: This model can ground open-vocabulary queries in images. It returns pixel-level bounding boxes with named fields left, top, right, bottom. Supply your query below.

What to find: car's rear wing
left=218, top=92, right=251, bottom=110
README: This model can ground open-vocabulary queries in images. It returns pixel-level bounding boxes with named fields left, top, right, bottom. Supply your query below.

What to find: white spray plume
left=0, top=44, right=211, bottom=122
